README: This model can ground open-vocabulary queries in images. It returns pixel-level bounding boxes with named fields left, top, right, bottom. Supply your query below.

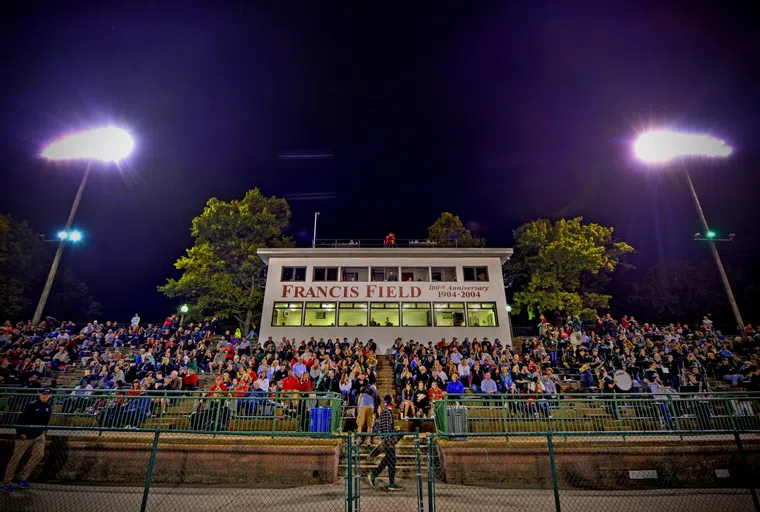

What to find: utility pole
left=683, top=168, right=745, bottom=334
left=312, top=212, right=320, bottom=248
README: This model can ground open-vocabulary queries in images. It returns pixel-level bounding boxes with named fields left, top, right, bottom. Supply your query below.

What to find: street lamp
left=179, top=304, right=189, bottom=328
left=32, top=126, right=135, bottom=326
left=634, top=129, right=745, bottom=333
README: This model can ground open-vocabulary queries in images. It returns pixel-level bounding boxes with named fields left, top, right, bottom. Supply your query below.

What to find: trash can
left=309, top=406, right=332, bottom=433
left=447, top=406, right=468, bottom=440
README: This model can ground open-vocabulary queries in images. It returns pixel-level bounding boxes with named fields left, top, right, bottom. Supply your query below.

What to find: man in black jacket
left=367, top=395, right=402, bottom=491
left=3, top=388, right=53, bottom=492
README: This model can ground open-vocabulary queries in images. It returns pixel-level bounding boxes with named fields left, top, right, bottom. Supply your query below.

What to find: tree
left=0, top=214, right=99, bottom=322
left=159, top=188, right=293, bottom=333
left=627, top=260, right=742, bottom=326
left=0, top=215, right=46, bottom=320
left=427, top=212, right=484, bottom=247
left=48, top=268, right=103, bottom=320
left=510, top=217, right=634, bottom=320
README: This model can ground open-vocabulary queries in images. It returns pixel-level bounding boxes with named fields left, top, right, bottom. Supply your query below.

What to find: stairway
left=374, top=354, right=396, bottom=400
left=338, top=436, right=431, bottom=479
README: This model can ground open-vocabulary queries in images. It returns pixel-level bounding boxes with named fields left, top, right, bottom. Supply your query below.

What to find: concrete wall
left=1, top=435, right=341, bottom=486
left=438, top=438, right=760, bottom=489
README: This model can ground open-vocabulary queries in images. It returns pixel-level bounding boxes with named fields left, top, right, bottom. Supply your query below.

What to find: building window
left=281, top=267, right=306, bottom=281
left=431, top=267, right=457, bottom=282
left=341, top=267, right=369, bottom=282
left=463, top=266, right=488, bottom=282
left=467, top=303, right=498, bottom=327
left=271, top=302, right=303, bottom=327
left=314, top=267, right=339, bottom=281
left=401, top=267, right=429, bottom=282
left=304, top=302, right=336, bottom=327
left=401, top=302, right=432, bottom=327
left=372, top=267, right=400, bottom=282
left=370, top=302, right=400, bottom=326
left=433, top=303, right=466, bottom=327
left=338, top=302, right=368, bottom=327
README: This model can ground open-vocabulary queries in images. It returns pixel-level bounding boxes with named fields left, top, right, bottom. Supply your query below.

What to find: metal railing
left=0, top=388, right=344, bottom=435
left=433, top=392, right=760, bottom=436
left=314, top=238, right=470, bottom=248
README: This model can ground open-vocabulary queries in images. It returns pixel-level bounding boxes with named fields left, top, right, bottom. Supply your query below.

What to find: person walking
left=367, top=394, right=402, bottom=491
left=3, top=387, right=53, bottom=492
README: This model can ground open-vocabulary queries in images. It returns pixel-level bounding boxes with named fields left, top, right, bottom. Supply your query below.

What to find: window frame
left=462, top=266, right=489, bottom=282
left=401, top=267, right=430, bottom=282
left=303, top=302, right=337, bottom=327
left=281, top=266, right=307, bottom=282
left=341, top=267, right=369, bottom=282
left=431, top=266, right=457, bottom=282
left=337, top=302, right=369, bottom=327
left=370, top=302, right=400, bottom=327
left=433, top=302, right=466, bottom=327
left=271, top=302, right=304, bottom=327
left=466, top=302, right=499, bottom=327
left=401, top=302, right=432, bottom=327
left=313, top=267, right=339, bottom=282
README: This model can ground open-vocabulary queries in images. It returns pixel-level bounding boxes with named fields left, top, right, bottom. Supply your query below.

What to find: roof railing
left=313, top=238, right=469, bottom=248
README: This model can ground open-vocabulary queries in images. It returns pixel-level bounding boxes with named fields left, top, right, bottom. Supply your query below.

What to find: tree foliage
left=628, top=260, right=738, bottom=325
left=0, top=214, right=46, bottom=319
left=0, top=214, right=100, bottom=321
left=510, top=217, right=633, bottom=320
left=159, top=188, right=293, bottom=332
left=427, top=212, right=484, bottom=247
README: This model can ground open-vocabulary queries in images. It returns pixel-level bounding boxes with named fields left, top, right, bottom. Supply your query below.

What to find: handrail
left=0, top=388, right=344, bottom=435
left=313, top=238, right=467, bottom=248
left=433, top=392, right=760, bottom=436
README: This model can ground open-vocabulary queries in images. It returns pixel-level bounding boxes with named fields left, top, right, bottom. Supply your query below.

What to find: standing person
left=357, top=384, right=377, bottom=446
left=2, top=388, right=53, bottom=492
left=130, top=313, right=141, bottom=329
left=368, top=395, right=402, bottom=491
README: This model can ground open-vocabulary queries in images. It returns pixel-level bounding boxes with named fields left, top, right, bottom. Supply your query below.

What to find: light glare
left=42, top=126, right=135, bottom=162
left=57, top=231, right=68, bottom=240
left=68, top=231, right=83, bottom=242
left=634, top=130, right=732, bottom=164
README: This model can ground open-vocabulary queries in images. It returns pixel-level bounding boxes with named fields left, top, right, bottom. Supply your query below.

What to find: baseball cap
left=41, top=387, right=53, bottom=395
left=383, top=394, right=393, bottom=404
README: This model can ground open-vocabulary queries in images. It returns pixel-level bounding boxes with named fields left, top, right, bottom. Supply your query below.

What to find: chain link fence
left=426, top=431, right=759, bottom=512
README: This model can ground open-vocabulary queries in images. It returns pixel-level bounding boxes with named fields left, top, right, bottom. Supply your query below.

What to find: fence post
left=546, top=432, right=561, bottom=512
left=734, top=431, right=760, bottom=512
left=426, top=433, right=435, bottom=512
left=346, top=432, right=353, bottom=512
left=140, top=430, right=160, bottom=512
left=414, top=433, right=424, bottom=512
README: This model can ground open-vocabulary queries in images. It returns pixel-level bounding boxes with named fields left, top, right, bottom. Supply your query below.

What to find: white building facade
left=256, top=247, right=513, bottom=353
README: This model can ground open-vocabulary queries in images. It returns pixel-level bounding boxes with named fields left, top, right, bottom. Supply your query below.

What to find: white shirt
left=457, top=363, right=470, bottom=377
left=131, top=316, right=140, bottom=328
left=257, top=378, right=270, bottom=392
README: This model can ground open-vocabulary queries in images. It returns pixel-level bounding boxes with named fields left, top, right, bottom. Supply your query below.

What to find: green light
left=706, top=230, right=716, bottom=239
left=180, top=304, right=189, bottom=314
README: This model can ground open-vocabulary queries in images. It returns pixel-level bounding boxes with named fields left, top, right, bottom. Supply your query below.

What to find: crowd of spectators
left=391, top=314, right=760, bottom=418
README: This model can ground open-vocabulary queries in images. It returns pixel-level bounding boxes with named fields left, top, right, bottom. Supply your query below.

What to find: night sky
left=2, top=1, right=758, bottom=323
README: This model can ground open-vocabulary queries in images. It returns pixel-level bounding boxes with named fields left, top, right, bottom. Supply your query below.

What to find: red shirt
left=297, top=379, right=311, bottom=393
left=428, top=387, right=444, bottom=402
left=233, top=385, right=249, bottom=397
left=183, top=374, right=199, bottom=387
left=281, top=376, right=300, bottom=392
left=209, top=383, right=228, bottom=394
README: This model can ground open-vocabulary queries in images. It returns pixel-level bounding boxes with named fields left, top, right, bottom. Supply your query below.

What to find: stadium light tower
left=32, top=126, right=135, bottom=326
left=634, top=129, right=744, bottom=333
